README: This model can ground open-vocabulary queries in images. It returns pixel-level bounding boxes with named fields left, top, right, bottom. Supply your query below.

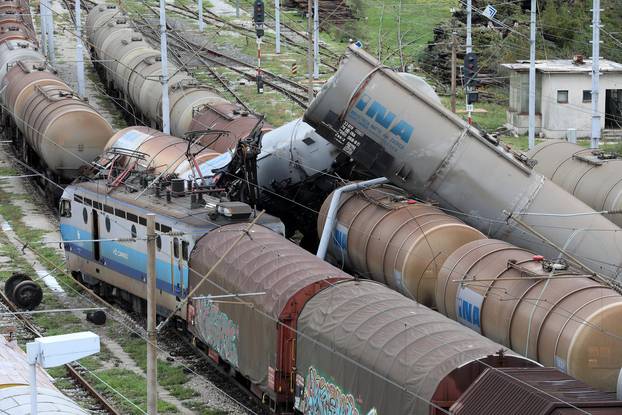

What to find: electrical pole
left=39, top=0, right=47, bottom=55
left=465, top=0, right=473, bottom=124
left=307, top=0, right=313, bottom=103
left=44, top=0, right=56, bottom=65
left=528, top=0, right=537, bottom=149
left=160, top=0, right=171, bottom=135
left=591, top=0, right=601, bottom=149
left=75, top=0, right=85, bottom=97
left=275, top=0, right=281, bottom=54
left=146, top=213, right=157, bottom=415
left=451, top=31, right=457, bottom=113
left=313, top=0, right=319, bottom=79
left=198, top=0, right=204, bottom=32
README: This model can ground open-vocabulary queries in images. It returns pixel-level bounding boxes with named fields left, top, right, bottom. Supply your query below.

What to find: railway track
left=137, top=4, right=313, bottom=108
left=166, top=1, right=340, bottom=69
left=0, top=281, right=121, bottom=415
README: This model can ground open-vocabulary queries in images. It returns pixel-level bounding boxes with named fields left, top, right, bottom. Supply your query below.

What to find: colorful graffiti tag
left=303, top=367, right=377, bottom=415
left=194, top=300, right=239, bottom=366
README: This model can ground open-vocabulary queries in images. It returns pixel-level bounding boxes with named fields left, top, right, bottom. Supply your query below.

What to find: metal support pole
left=312, top=0, right=319, bottom=79
left=307, top=0, right=313, bottom=103
left=198, top=0, right=204, bottom=31
left=465, top=0, right=473, bottom=124
left=45, top=0, right=56, bottom=64
left=466, top=0, right=472, bottom=54
left=75, top=0, right=85, bottom=97
left=30, top=360, right=37, bottom=415
left=39, top=0, right=47, bottom=55
left=256, top=37, right=263, bottom=93
left=236, top=0, right=240, bottom=17
left=528, top=0, right=537, bottom=149
left=146, top=213, right=158, bottom=415
left=317, top=177, right=389, bottom=259
left=451, top=31, right=457, bottom=113
left=591, top=0, right=601, bottom=149
left=274, top=0, right=281, bottom=54
left=160, top=0, right=171, bottom=135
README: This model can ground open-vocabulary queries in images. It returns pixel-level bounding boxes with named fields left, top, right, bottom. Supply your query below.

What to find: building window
left=583, top=90, right=592, bottom=103
left=557, top=90, right=569, bottom=104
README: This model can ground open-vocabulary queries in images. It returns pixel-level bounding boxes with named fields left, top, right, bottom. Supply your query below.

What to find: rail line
left=164, top=1, right=339, bottom=68
left=0, top=283, right=121, bottom=415
left=138, top=3, right=313, bottom=108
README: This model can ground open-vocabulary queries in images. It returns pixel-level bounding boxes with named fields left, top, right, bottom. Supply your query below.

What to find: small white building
left=502, top=58, right=622, bottom=139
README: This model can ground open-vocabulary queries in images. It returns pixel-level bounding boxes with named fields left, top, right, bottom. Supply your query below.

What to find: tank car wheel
left=12, top=280, right=43, bottom=310
left=4, top=272, right=31, bottom=303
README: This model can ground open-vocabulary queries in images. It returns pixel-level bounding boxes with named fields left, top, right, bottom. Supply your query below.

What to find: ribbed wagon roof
left=296, top=280, right=533, bottom=414
left=190, top=224, right=352, bottom=318
left=451, top=367, right=622, bottom=415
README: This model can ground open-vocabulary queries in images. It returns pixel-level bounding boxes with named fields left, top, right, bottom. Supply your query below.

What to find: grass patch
left=85, top=368, right=179, bottom=414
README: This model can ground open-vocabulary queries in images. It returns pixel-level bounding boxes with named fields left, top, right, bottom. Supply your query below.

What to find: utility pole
left=528, top=0, right=537, bottom=149
left=146, top=213, right=157, bottom=415
left=44, top=0, right=56, bottom=64
left=39, top=0, right=47, bottom=55
left=160, top=0, right=171, bottom=135
left=465, top=0, right=473, bottom=124
left=236, top=0, right=240, bottom=17
left=274, top=0, right=281, bottom=54
left=451, top=31, right=457, bottom=113
left=75, top=0, right=85, bottom=97
left=198, top=0, right=204, bottom=32
left=591, top=0, right=601, bottom=149
left=312, top=0, right=319, bottom=79
left=307, top=0, right=313, bottom=103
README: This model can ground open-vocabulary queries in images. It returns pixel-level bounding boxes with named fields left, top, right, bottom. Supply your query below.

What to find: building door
left=605, top=89, right=622, bottom=129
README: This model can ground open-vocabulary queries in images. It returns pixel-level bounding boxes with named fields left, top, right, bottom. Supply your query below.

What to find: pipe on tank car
left=316, top=177, right=388, bottom=259
left=436, top=238, right=622, bottom=392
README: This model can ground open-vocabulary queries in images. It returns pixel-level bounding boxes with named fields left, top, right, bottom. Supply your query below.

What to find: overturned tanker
left=304, top=45, right=622, bottom=281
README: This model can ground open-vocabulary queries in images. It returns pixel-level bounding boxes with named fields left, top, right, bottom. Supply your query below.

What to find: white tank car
left=257, top=119, right=340, bottom=192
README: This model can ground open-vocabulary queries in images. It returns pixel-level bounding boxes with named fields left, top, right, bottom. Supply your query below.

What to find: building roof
left=502, top=59, right=622, bottom=73
left=450, top=367, right=622, bottom=415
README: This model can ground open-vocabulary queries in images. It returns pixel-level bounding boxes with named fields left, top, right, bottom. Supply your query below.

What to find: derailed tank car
left=303, top=45, right=622, bottom=281
left=188, top=224, right=536, bottom=413
left=436, top=239, right=622, bottom=392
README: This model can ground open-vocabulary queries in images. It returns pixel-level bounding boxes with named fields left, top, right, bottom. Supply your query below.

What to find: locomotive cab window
left=173, top=237, right=179, bottom=258
left=131, top=225, right=137, bottom=239
left=156, top=235, right=162, bottom=251
left=105, top=216, right=111, bottom=232
left=82, top=207, right=88, bottom=224
left=182, top=241, right=189, bottom=261
left=59, top=199, right=71, bottom=217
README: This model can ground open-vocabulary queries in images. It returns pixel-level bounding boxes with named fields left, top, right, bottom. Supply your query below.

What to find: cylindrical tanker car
left=436, top=239, right=622, bottom=392
left=0, top=332, right=89, bottom=414
left=0, top=1, right=113, bottom=187
left=317, top=184, right=485, bottom=306
left=303, top=44, right=622, bottom=282
left=85, top=4, right=264, bottom=145
left=527, top=140, right=622, bottom=227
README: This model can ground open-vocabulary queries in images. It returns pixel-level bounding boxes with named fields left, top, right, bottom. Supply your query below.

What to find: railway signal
left=253, top=0, right=265, bottom=38
left=463, top=52, right=478, bottom=87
